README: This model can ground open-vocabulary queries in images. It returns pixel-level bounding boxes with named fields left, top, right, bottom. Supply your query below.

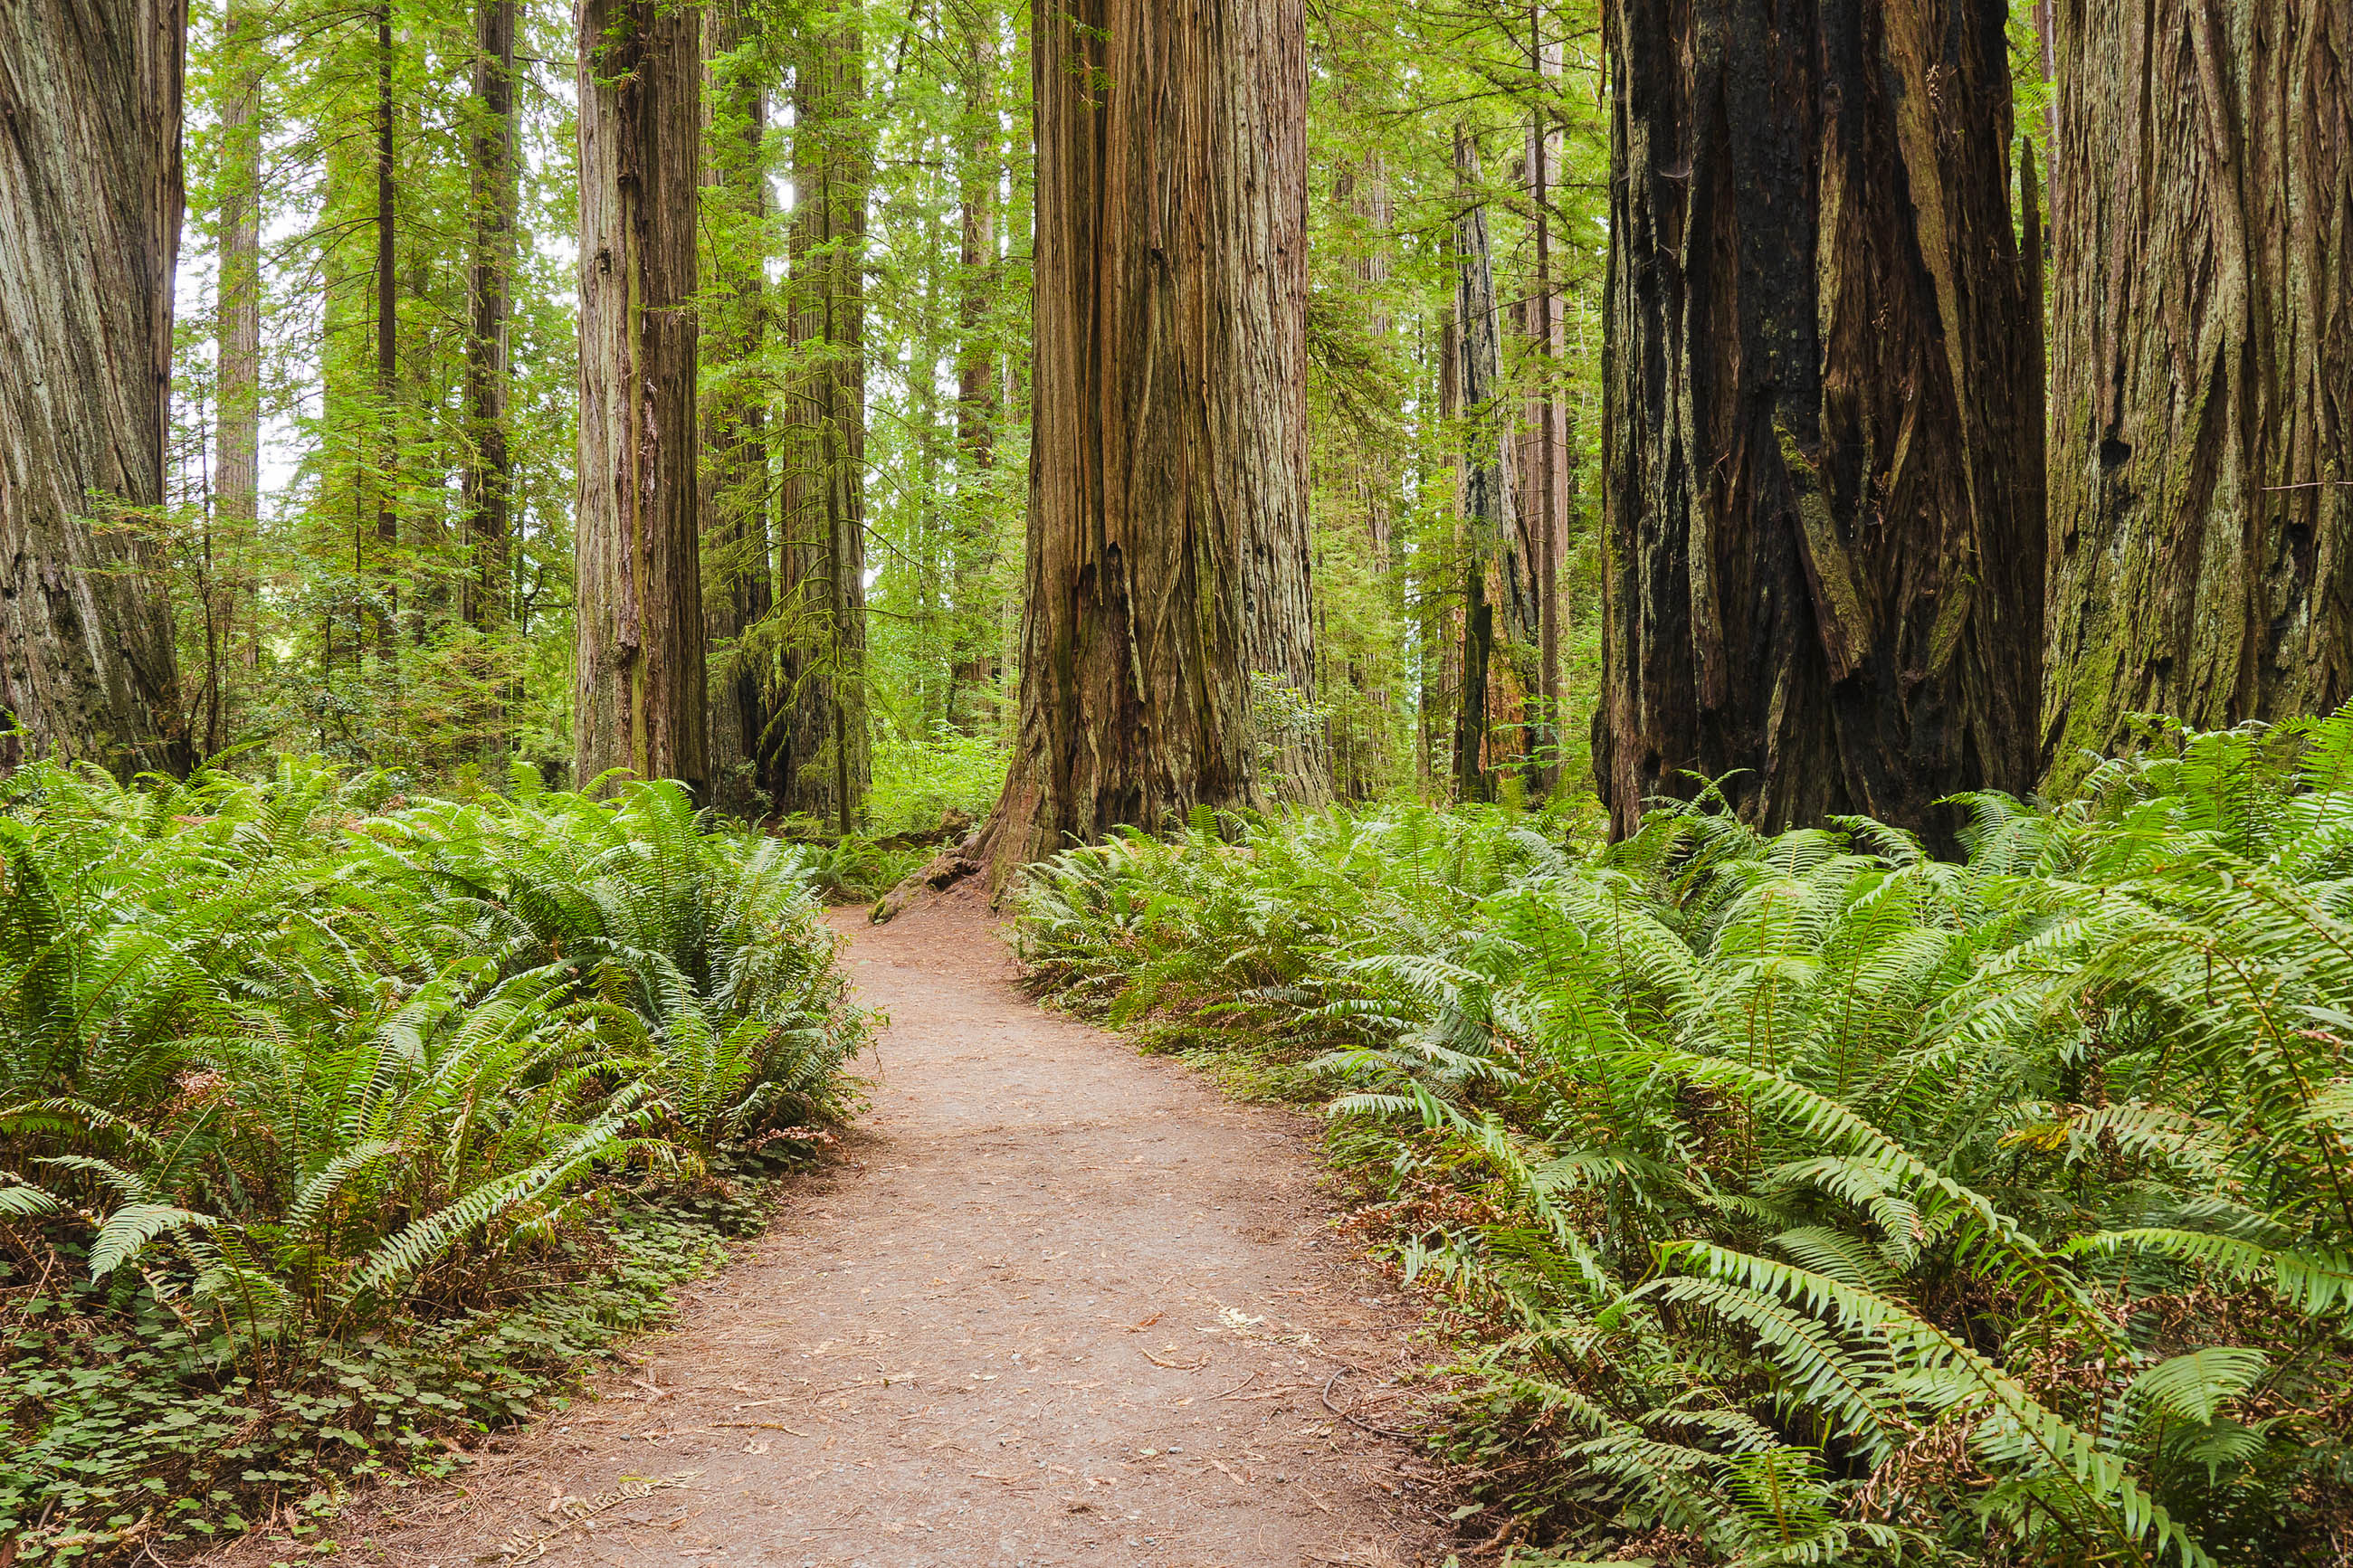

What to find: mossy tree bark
left=0, top=0, right=188, bottom=774
left=774, top=11, right=870, bottom=832
left=2042, top=0, right=2350, bottom=780
left=1594, top=0, right=2045, bottom=843
left=574, top=0, right=707, bottom=795
left=975, top=0, right=1326, bottom=888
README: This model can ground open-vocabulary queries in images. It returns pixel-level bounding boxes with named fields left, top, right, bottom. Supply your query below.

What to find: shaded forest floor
left=211, top=891, right=1457, bottom=1567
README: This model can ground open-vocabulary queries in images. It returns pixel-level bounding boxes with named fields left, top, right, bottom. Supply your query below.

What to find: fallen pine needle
left=717, top=1421, right=811, bottom=1437
left=1206, top=1370, right=1260, bottom=1400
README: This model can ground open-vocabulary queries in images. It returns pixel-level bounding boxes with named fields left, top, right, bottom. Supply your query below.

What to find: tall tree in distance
left=944, top=3, right=1001, bottom=737
left=700, top=0, right=776, bottom=817
left=574, top=0, right=707, bottom=794
left=373, top=5, right=400, bottom=660
left=1526, top=15, right=1564, bottom=796
left=972, top=0, right=1325, bottom=889
left=0, top=0, right=188, bottom=773
left=1594, top=0, right=2044, bottom=842
left=2042, top=0, right=2350, bottom=777
left=215, top=0, right=263, bottom=695
left=1449, top=125, right=1526, bottom=804
left=462, top=0, right=518, bottom=640
left=774, top=5, right=870, bottom=832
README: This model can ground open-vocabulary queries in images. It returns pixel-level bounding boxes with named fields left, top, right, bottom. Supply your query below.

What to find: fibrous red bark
left=0, top=0, right=188, bottom=773
left=574, top=0, right=707, bottom=795
left=975, top=0, right=1326, bottom=887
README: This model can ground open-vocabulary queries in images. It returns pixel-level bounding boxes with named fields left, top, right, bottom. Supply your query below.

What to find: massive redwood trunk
left=0, top=0, right=187, bottom=773
left=1595, top=0, right=2044, bottom=842
left=773, top=14, right=869, bottom=832
left=2042, top=0, right=2351, bottom=777
left=573, top=0, right=706, bottom=795
left=974, top=0, right=1325, bottom=887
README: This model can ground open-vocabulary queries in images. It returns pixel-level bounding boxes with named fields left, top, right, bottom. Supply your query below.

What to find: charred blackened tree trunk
left=574, top=0, right=706, bottom=794
left=973, top=0, right=1325, bottom=888
left=2043, top=0, right=2350, bottom=777
left=700, top=0, right=776, bottom=818
left=0, top=0, right=187, bottom=773
left=1596, top=0, right=2044, bottom=842
left=775, top=13, right=869, bottom=832
left=462, top=0, right=517, bottom=640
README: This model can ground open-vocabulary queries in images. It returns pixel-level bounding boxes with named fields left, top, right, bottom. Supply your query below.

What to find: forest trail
left=286, top=893, right=1452, bottom=1568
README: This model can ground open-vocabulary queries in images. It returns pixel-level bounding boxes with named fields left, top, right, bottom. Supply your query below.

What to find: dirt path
left=293, top=894, right=1453, bottom=1568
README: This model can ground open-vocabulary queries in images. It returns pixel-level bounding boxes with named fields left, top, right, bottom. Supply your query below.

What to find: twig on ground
left=1322, top=1366, right=1418, bottom=1440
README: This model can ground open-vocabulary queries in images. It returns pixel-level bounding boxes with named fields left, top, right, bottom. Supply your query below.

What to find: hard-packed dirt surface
left=228, top=892, right=1456, bottom=1567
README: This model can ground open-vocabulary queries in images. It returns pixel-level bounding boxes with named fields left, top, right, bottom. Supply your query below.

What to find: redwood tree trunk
left=462, top=0, right=517, bottom=638
left=1595, top=0, right=2044, bottom=842
left=700, top=0, right=776, bottom=818
left=215, top=0, right=262, bottom=691
left=976, top=0, right=1325, bottom=887
left=1529, top=16, right=1563, bottom=795
left=0, top=0, right=187, bottom=773
left=373, top=5, right=399, bottom=660
left=1452, top=127, right=1525, bottom=803
left=774, top=14, right=869, bottom=832
left=2043, top=0, right=2350, bottom=777
left=574, top=0, right=706, bottom=794
left=945, top=8, right=1001, bottom=738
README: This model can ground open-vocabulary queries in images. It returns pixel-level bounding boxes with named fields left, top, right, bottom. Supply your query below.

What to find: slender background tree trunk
left=1451, top=127, right=1522, bottom=803
left=462, top=0, right=516, bottom=642
left=1595, top=0, right=2044, bottom=843
left=216, top=0, right=262, bottom=698
left=2042, top=0, right=2350, bottom=779
left=776, top=12, right=869, bottom=832
left=373, top=5, right=400, bottom=662
left=946, top=8, right=1001, bottom=739
left=700, top=0, right=776, bottom=817
left=975, top=0, right=1324, bottom=888
left=574, top=0, right=706, bottom=794
left=0, top=0, right=188, bottom=773
left=1529, top=15, right=1563, bottom=795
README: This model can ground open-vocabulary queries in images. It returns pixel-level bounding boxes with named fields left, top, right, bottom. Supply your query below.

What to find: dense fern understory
left=0, top=762, right=867, bottom=1563
left=1015, top=712, right=2353, bottom=1567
